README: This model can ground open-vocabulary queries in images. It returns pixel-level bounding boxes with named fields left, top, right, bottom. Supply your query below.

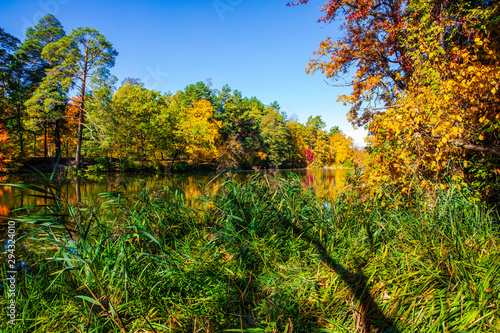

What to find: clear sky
left=0, top=0, right=368, bottom=145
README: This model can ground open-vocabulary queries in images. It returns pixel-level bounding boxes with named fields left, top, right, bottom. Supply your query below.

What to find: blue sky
left=0, top=0, right=368, bottom=145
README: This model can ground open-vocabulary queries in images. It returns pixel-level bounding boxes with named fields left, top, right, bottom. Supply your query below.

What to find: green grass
left=1, top=173, right=499, bottom=332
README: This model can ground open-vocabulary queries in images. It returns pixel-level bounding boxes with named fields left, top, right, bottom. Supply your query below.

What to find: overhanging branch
left=450, top=140, right=500, bottom=157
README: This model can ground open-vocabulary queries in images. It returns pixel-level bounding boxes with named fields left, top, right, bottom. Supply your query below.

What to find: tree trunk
left=16, top=105, right=24, bottom=156
left=75, top=62, right=88, bottom=169
left=44, top=126, right=48, bottom=158
left=54, top=118, right=61, bottom=158
left=170, top=150, right=179, bottom=173
left=75, top=107, right=84, bottom=169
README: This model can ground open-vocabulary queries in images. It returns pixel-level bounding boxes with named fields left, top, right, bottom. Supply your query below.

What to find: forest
left=1, top=0, right=499, bottom=332
left=0, top=15, right=361, bottom=174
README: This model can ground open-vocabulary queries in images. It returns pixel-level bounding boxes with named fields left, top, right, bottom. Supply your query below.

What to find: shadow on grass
left=290, top=221, right=401, bottom=333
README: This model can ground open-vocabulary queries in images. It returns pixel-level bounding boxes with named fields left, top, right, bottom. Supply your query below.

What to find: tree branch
left=449, top=140, right=500, bottom=157
left=360, top=104, right=402, bottom=111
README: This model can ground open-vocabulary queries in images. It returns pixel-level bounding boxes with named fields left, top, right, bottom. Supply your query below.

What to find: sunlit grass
left=1, top=173, right=499, bottom=332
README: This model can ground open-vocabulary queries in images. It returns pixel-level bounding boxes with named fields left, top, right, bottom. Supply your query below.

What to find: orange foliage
left=0, top=204, right=10, bottom=217
left=0, top=123, right=11, bottom=171
left=63, top=99, right=80, bottom=154
left=288, top=0, right=410, bottom=127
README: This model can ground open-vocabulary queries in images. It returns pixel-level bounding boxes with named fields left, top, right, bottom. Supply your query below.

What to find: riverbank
left=1, top=174, right=498, bottom=332
left=3, top=157, right=308, bottom=175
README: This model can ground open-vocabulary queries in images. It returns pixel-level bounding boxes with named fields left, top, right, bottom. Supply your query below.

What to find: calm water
left=0, top=168, right=351, bottom=220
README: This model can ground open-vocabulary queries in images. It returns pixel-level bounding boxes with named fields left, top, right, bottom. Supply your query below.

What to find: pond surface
left=0, top=168, right=351, bottom=272
left=0, top=168, right=351, bottom=220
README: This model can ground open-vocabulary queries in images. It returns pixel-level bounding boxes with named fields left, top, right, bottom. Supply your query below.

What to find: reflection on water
left=0, top=168, right=351, bottom=219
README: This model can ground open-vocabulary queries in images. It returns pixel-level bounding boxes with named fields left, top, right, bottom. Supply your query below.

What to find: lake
left=0, top=168, right=351, bottom=220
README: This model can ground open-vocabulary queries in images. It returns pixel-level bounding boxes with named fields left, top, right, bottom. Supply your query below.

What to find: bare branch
left=449, top=140, right=500, bottom=157
left=360, top=104, right=402, bottom=111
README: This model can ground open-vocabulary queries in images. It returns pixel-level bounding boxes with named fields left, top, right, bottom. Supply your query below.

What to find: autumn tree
left=329, top=132, right=354, bottom=165
left=0, top=123, right=10, bottom=170
left=292, top=0, right=500, bottom=201
left=287, top=0, right=411, bottom=128
left=61, top=98, right=79, bottom=158
left=168, top=94, right=221, bottom=171
left=286, top=120, right=307, bottom=165
left=305, top=116, right=329, bottom=167
left=365, top=0, right=500, bottom=198
left=0, top=28, right=20, bottom=161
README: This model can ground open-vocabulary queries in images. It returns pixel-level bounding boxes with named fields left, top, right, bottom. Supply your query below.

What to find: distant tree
left=0, top=28, right=20, bottom=159
left=213, top=86, right=263, bottom=166
left=120, top=77, right=143, bottom=88
left=110, top=83, right=166, bottom=163
left=36, top=27, right=117, bottom=169
left=0, top=123, right=10, bottom=170
left=306, top=115, right=326, bottom=133
left=168, top=95, right=221, bottom=171
left=22, top=14, right=66, bottom=157
left=311, top=130, right=329, bottom=166
left=178, top=81, right=213, bottom=107
left=305, top=149, right=314, bottom=165
left=259, top=109, right=288, bottom=167
left=329, top=132, right=354, bottom=165
left=84, top=75, right=117, bottom=158
left=286, top=120, right=307, bottom=165
left=328, top=126, right=341, bottom=137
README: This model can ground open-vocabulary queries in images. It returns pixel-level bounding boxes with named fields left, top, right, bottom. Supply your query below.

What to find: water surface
left=0, top=168, right=351, bottom=220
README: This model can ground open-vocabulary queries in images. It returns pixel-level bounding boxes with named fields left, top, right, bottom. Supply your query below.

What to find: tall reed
left=1, top=173, right=498, bottom=332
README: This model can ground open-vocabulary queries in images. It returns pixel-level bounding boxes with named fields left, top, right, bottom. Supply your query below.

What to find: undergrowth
left=1, top=173, right=499, bottom=332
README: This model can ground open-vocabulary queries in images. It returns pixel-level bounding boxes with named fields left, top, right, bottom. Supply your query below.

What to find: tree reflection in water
left=0, top=168, right=351, bottom=216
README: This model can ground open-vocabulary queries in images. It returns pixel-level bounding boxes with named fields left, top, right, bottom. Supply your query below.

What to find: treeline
left=82, top=79, right=363, bottom=172
left=0, top=15, right=361, bottom=172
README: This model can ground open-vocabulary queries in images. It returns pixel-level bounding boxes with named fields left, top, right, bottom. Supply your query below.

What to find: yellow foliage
left=362, top=17, right=500, bottom=195
left=256, top=151, right=268, bottom=160
left=329, top=132, right=354, bottom=165
left=175, top=98, right=222, bottom=162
